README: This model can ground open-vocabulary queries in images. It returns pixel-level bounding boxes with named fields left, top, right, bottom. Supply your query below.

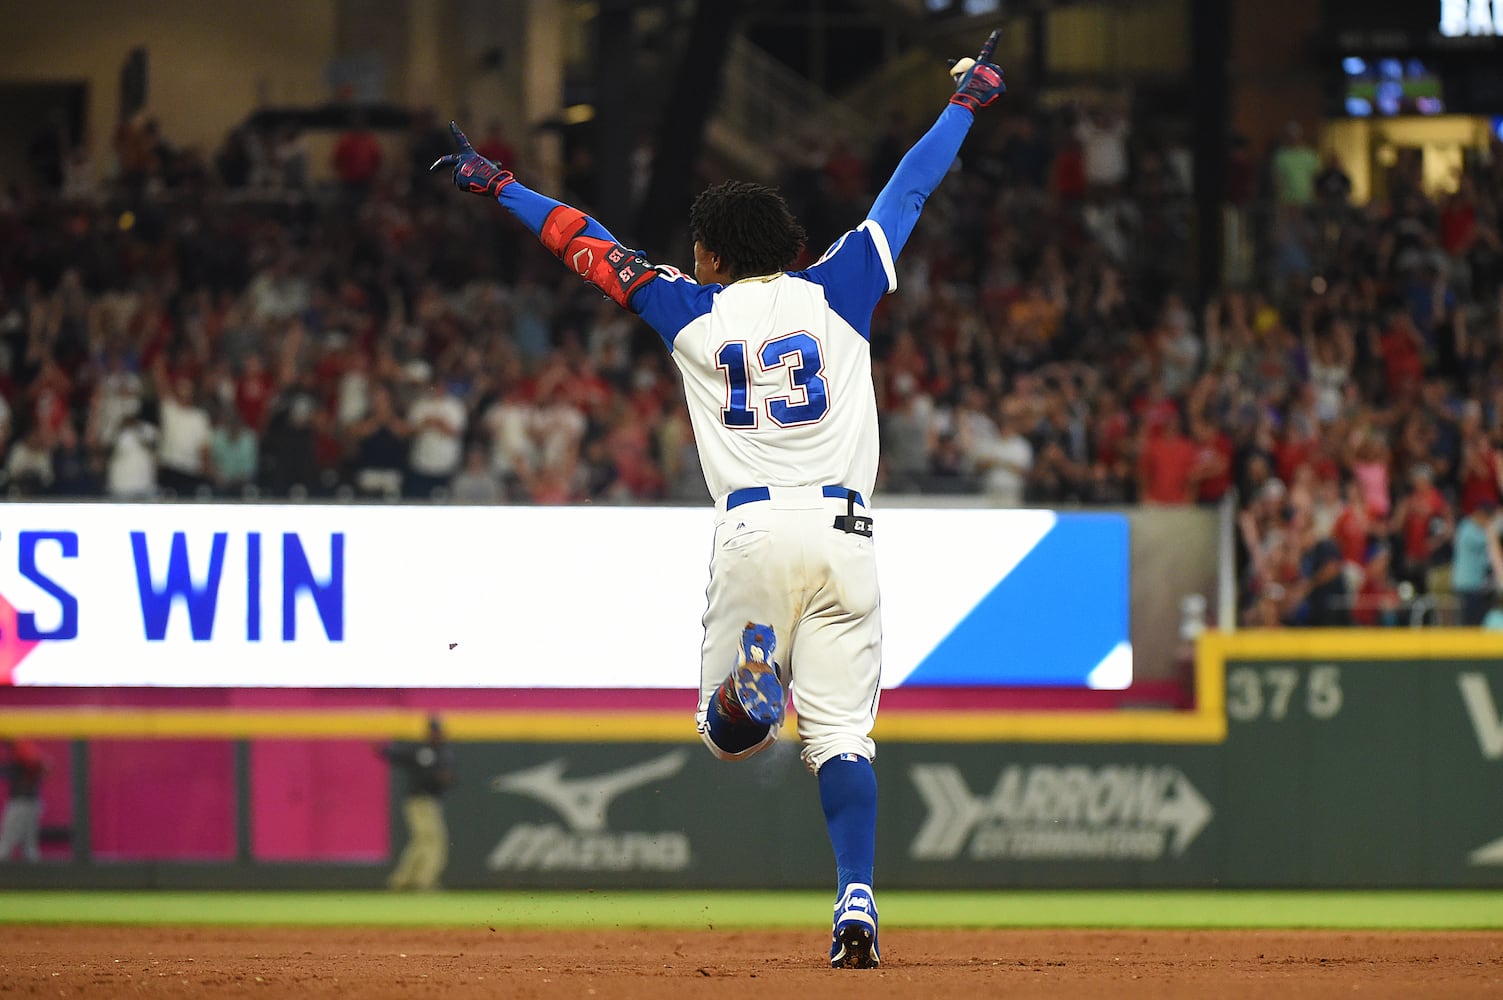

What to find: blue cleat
left=731, top=622, right=784, bottom=728
left=829, top=882, right=880, bottom=969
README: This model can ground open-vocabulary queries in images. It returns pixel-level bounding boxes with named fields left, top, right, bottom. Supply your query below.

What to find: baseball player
left=377, top=716, right=454, bottom=891
left=434, top=31, right=1005, bottom=968
left=0, top=740, right=48, bottom=862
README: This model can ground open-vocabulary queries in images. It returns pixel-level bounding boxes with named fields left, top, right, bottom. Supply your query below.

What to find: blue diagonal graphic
left=902, top=513, right=1129, bottom=686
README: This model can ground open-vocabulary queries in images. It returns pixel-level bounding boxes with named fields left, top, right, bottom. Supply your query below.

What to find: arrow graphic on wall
left=0, top=593, right=42, bottom=684
left=1468, top=837, right=1503, bottom=866
left=1458, top=673, right=1503, bottom=865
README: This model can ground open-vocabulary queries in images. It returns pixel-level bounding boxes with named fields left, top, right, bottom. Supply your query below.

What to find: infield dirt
left=4, top=926, right=1500, bottom=998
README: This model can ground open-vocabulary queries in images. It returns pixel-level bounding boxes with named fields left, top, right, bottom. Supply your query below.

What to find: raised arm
left=431, top=122, right=658, bottom=311
left=866, top=30, right=1005, bottom=262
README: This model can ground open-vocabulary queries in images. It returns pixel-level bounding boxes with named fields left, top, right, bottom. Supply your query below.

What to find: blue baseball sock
left=818, top=753, right=877, bottom=896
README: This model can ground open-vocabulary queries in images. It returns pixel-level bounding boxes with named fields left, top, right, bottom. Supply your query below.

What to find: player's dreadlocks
left=690, top=181, right=807, bottom=281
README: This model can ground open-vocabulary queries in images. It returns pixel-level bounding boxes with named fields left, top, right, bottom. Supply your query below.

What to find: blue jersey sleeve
left=631, top=268, right=718, bottom=350
left=865, top=104, right=975, bottom=262
left=794, top=224, right=894, bottom=342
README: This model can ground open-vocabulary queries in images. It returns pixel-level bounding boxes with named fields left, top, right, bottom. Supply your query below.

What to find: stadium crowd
left=3, top=104, right=1503, bottom=626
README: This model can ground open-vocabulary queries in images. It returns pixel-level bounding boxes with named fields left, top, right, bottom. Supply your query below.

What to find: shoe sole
left=732, top=660, right=784, bottom=727
left=831, top=923, right=878, bottom=969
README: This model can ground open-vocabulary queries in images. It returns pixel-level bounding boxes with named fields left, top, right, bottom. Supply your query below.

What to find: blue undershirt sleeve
left=496, top=181, right=619, bottom=243
left=865, top=104, right=976, bottom=261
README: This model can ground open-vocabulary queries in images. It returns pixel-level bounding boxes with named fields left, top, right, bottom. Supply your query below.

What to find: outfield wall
left=5, top=631, right=1503, bottom=889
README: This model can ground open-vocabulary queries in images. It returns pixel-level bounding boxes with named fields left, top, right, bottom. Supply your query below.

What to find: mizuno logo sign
left=487, top=751, right=691, bottom=872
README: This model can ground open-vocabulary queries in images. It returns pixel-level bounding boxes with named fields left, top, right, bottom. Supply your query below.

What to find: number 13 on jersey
left=716, top=332, right=830, bottom=428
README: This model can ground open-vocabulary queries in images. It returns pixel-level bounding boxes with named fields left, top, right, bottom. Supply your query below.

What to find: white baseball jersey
left=626, top=221, right=897, bottom=771
left=631, top=220, right=896, bottom=503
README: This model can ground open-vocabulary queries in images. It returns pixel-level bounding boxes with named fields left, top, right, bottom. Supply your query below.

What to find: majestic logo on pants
left=487, top=751, right=691, bottom=871
left=1459, top=673, right=1503, bottom=865
left=909, top=763, right=1213, bottom=862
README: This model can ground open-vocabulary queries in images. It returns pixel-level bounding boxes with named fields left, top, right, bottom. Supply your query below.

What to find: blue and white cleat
left=829, top=882, right=880, bottom=969
left=731, top=622, right=784, bottom=727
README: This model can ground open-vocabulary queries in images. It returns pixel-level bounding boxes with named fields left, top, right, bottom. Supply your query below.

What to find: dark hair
left=689, top=181, right=806, bottom=280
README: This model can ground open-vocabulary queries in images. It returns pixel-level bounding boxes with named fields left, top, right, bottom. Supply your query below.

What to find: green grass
left=4, top=891, right=1503, bottom=930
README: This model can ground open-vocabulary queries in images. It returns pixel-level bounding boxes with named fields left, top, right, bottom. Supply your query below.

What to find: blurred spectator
left=349, top=383, right=409, bottom=500
left=87, top=358, right=143, bottom=451
left=216, top=127, right=254, bottom=189
left=1245, top=581, right=1288, bottom=627
left=1458, top=412, right=1503, bottom=513
left=1299, top=533, right=1350, bottom=626
left=1225, top=132, right=1255, bottom=208
left=450, top=444, right=504, bottom=504
left=1314, top=152, right=1353, bottom=210
left=973, top=399, right=1032, bottom=507
left=1050, top=132, right=1086, bottom=204
left=1332, top=479, right=1377, bottom=565
left=1190, top=418, right=1233, bottom=504
left=61, top=145, right=97, bottom=203
left=235, top=352, right=278, bottom=433
left=156, top=373, right=213, bottom=497
left=406, top=376, right=466, bottom=499
left=5, top=425, right=54, bottom=496
left=1272, top=120, right=1320, bottom=208
left=259, top=390, right=319, bottom=498
left=880, top=374, right=934, bottom=493
left=211, top=406, right=259, bottom=497
left=247, top=258, right=310, bottom=325
left=51, top=421, right=98, bottom=497
left=272, top=126, right=310, bottom=193
left=1138, top=411, right=1199, bottom=504
left=1388, top=463, right=1453, bottom=596
left=1351, top=542, right=1401, bottom=627
left=1453, top=499, right=1501, bottom=626
left=1348, top=430, right=1393, bottom=521
left=115, top=113, right=163, bottom=198
left=1076, top=106, right=1130, bottom=195
left=106, top=411, right=159, bottom=499
left=332, top=113, right=383, bottom=200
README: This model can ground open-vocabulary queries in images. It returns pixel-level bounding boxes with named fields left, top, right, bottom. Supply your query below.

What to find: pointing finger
left=448, top=121, right=474, bottom=154
left=977, top=29, right=1000, bottom=64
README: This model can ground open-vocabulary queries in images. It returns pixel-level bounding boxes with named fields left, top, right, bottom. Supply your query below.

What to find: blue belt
left=724, top=485, right=864, bottom=510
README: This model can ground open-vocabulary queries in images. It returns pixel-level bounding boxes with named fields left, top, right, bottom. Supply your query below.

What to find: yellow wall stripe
left=1199, top=628, right=1503, bottom=660
left=5, top=629, right=1495, bottom=743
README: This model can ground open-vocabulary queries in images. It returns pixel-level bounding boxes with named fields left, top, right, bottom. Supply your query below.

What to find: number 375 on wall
left=1226, top=665, right=1344, bottom=723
